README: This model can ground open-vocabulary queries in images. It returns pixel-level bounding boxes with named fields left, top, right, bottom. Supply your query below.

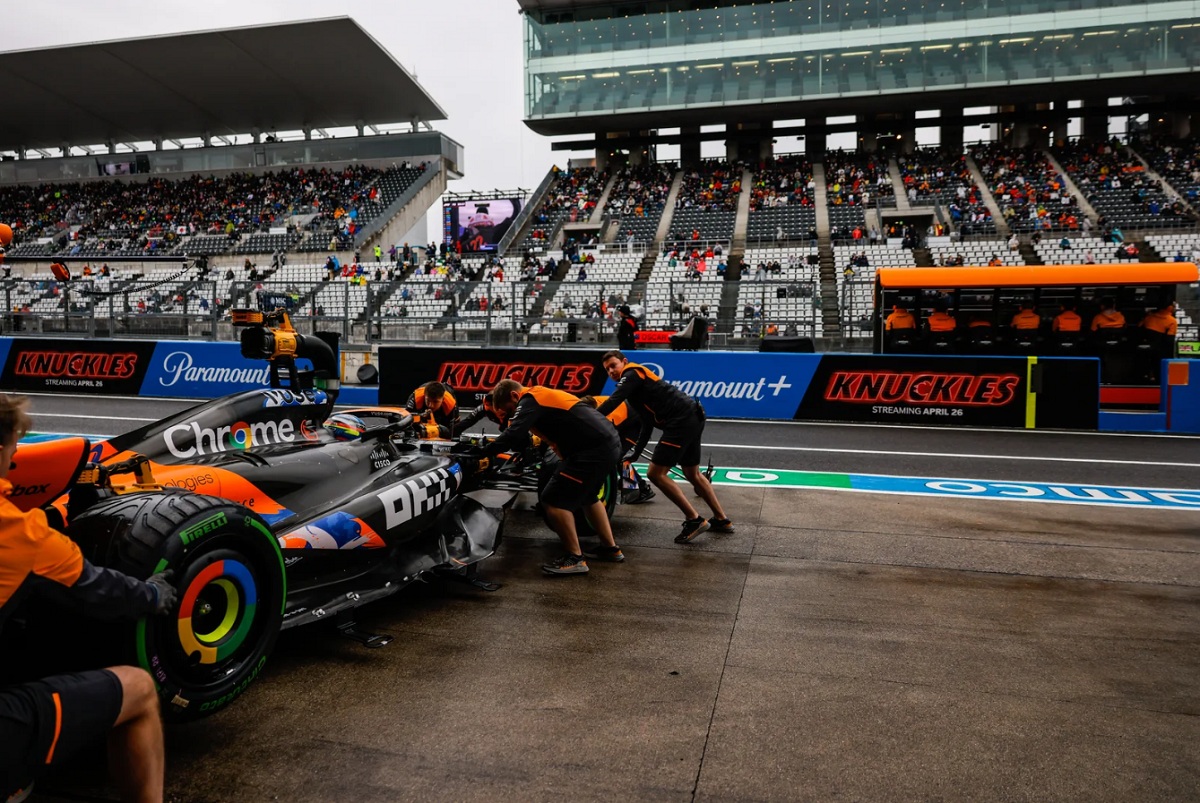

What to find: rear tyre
left=72, top=492, right=286, bottom=721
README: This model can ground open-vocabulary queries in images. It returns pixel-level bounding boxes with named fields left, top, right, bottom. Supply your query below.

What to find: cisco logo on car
left=158, top=351, right=271, bottom=388
left=641, top=362, right=792, bottom=402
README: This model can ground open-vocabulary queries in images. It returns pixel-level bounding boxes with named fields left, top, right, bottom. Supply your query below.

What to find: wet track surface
left=25, top=393, right=1200, bottom=802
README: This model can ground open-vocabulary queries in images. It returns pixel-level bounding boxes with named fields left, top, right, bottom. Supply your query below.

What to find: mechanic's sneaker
left=584, top=544, right=626, bottom=563
left=627, top=486, right=656, bottom=505
left=674, top=517, right=710, bottom=544
left=542, top=553, right=589, bottom=575
left=708, top=518, right=736, bottom=534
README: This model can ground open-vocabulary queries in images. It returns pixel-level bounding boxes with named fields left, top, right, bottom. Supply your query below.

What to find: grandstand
left=3, top=6, right=1200, bottom=347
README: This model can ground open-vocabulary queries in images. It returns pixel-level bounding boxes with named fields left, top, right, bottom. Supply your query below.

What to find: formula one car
left=1, top=310, right=518, bottom=721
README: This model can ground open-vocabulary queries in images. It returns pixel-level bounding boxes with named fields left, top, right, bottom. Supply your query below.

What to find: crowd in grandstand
left=674, top=160, right=744, bottom=212
left=825, top=154, right=894, bottom=207
left=607, top=164, right=674, bottom=218
left=1057, top=140, right=1194, bottom=223
left=0, top=165, right=399, bottom=256
left=748, top=156, right=815, bottom=211
left=971, top=144, right=1081, bottom=231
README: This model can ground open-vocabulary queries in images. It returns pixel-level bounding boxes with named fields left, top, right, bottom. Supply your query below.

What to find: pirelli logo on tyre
left=179, top=513, right=229, bottom=546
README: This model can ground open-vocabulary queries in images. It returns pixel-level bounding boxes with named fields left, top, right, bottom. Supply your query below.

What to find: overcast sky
left=2, top=0, right=561, bottom=242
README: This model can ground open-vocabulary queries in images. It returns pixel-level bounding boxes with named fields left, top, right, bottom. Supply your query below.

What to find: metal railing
left=0, top=275, right=830, bottom=347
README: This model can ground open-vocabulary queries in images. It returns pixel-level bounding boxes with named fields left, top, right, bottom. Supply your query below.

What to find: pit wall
left=0, top=337, right=1196, bottom=434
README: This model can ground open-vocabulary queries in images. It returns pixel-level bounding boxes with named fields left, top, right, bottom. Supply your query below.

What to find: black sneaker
left=584, top=544, right=626, bottom=563
left=708, top=518, right=735, bottom=534
left=627, top=486, right=656, bottom=505
left=674, top=517, right=710, bottom=544
left=542, top=553, right=589, bottom=575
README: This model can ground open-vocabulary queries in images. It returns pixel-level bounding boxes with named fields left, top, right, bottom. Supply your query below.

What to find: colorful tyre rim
left=177, top=559, right=258, bottom=665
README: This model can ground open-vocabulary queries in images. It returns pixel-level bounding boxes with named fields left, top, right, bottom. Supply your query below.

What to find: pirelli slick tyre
left=537, top=455, right=619, bottom=535
left=72, top=492, right=286, bottom=722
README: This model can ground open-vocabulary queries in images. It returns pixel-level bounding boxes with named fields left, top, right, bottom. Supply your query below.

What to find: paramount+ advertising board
left=0, top=338, right=157, bottom=395
left=378, top=347, right=609, bottom=406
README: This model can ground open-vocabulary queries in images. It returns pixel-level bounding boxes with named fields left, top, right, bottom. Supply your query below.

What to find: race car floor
left=39, top=484, right=1200, bottom=802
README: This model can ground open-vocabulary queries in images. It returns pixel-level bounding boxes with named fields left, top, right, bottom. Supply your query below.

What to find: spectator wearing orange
left=885, top=305, right=916, bottom=330
left=1052, top=302, right=1082, bottom=332
left=1010, top=299, right=1042, bottom=330
left=926, top=299, right=957, bottom=332
left=1090, top=297, right=1126, bottom=331
left=987, top=255, right=1003, bottom=267
left=1140, top=303, right=1178, bottom=336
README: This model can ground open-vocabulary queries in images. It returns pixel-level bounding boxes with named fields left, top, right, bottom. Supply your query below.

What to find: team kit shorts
left=0, top=670, right=123, bottom=796
left=542, top=457, right=615, bottom=511
left=651, top=405, right=706, bottom=469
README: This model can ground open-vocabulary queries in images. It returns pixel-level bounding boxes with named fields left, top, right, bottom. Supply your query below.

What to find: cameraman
left=0, top=395, right=176, bottom=803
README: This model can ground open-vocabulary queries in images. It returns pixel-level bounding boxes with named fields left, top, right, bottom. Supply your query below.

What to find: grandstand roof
left=0, top=18, right=446, bottom=152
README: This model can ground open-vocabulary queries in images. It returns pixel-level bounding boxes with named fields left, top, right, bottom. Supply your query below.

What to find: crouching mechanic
left=405, top=381, right=459, bottom=436
left=579, top=395, right=655, bottom=505
left=598, top=350, right=731, bottom=543
left=0, top=394, right=176, bottom=803
left=476, top=380, right=623, bottom=575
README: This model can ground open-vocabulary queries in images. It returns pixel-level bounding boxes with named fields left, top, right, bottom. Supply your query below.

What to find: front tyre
left=74, top=493, right=286, bottom=721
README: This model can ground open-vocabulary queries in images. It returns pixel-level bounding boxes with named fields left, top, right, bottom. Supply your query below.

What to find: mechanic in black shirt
left=405, top=381, right=459, bottom=429
left=0, top=394, right=176, bottom=802
left=597, top=350, right=731, bottom=543
left=480, top=380, right=624, bottom=575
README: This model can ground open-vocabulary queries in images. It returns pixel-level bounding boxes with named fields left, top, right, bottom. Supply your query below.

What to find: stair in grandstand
left=527, top=255, right=575, bottom=320
left=888, top=157, right=912, bottom=211
left=635, top=250, right=658, bottom=282
left=1018, top=241, right=1044, bottom=266
left=732, top=168, right=753, bottom=252
left=964, top=153, right=1012, bottom=239
left=653, top=170, right=684, bottom=247
left=716, top=279, right=741, bottom=337
left=589, top=174, right=618, bottom=225
left=1042, top=149, right=1101, bottom=229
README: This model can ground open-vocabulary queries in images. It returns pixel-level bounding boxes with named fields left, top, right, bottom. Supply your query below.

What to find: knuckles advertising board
left=0, top=338, right=157, bottom=395
left=378, top=346, right=609, bottom=406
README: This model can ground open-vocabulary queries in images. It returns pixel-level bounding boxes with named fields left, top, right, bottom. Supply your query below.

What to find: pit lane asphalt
left=27, top=391, right=1200, bottom=489
left=25, top=392, right=1200, bottom=802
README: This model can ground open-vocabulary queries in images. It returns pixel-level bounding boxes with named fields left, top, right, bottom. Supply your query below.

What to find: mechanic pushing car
left=0, top=394, right=176, bottom=803
left=473, top=380, right=624, bottom=575
left=405, top=381, right=459, bottom=430
left=597, top=350, right=732, bottom=543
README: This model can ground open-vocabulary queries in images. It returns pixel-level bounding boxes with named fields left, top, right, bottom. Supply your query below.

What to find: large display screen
left=442, top=198, right=522, bottom=253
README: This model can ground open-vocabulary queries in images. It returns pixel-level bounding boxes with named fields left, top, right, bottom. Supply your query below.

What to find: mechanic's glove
left=146, top=570, right=178, bottom=615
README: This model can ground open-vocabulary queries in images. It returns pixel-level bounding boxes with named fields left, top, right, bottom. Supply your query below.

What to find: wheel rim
left=177, top=558, right=258, bottom=665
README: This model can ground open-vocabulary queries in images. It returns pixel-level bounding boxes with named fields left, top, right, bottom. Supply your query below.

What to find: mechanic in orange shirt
left=885, top=305, right=916, bottom=330
left=926, top=298, right=957, bottom=332
left=405, top=381, right=459, bottom=428
left=1052, top=301, right=1082, bottom=332
left=1140, top=302, right=1178, bottom=336
left=0, top=395, right=176, bottom=802
left=1090, top=297, right=1126, bottom=331
left=1010, top=299, right=1042, bottom=330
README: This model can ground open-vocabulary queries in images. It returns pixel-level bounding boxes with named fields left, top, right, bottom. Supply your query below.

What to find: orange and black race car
left=0, top=310, right=530, bottom=721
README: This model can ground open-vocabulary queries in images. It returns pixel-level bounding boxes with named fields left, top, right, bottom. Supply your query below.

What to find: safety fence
left=0, top=278, right=821, bottom=347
